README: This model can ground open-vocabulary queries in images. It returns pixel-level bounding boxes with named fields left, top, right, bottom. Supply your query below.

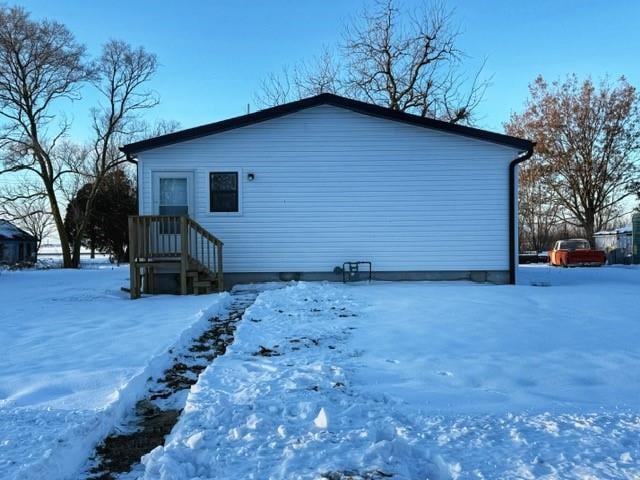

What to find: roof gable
left=0, top=220, right=36, bottom=241
left=121, top=93, right=533, bottom=155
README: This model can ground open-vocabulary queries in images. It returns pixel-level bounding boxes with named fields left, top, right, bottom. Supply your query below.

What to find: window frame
left=208, top=168, right=243, bottom=216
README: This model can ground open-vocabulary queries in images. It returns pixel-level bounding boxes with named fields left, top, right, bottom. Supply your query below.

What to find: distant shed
left=0, top=220, right=37, bottom=264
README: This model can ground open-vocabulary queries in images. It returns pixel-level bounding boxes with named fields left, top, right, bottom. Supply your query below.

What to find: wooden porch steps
left=192, top=279, right=217, bottom=295
left=128, top=215, right=224, bottom=298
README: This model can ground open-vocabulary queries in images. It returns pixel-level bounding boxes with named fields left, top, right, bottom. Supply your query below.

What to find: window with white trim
left=209, top=172, right=239, bottom=212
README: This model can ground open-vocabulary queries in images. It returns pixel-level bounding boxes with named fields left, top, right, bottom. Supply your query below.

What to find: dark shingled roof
left=121, top=93, right=534, bottom=155
left=0, top=219, right=37, bottom=242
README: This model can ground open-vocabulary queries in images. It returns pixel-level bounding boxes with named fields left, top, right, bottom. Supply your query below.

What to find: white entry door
left=151, top=172, right=194, bottom=255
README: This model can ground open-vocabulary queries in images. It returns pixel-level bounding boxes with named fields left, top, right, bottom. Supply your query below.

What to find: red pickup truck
left=549, top=239, right=606, bottom=267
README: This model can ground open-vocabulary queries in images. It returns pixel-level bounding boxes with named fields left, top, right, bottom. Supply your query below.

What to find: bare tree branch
left=0, top=179, right=54, bottom=250
left=506, top=74, right=640, bottom=243
left=256, top=1, right=486, bottom=123
left=0, top=5, right=91, bottom=266
left=66, top=40, right=158, bottom=266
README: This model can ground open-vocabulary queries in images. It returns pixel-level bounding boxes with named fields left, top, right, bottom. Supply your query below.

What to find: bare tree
left=256, top=1, right=487, bottom=123
left=0, top=180, right=53, bottom=251
left=257, top=67, right=294, bottom=107
left=256, top=48, right=340, bottom=106
left=0, top=6, right=92, bottom=267
left=66, top=40, right=158, bottom=266
left=294, top=49, right=341, bottom=98
left=342, top=0, right=486, bottom=122
left=507, top=75, right=640, bottom=243
left=517, top=159, right=560, bottom=252
left=146, top=119, right=181, bottom=139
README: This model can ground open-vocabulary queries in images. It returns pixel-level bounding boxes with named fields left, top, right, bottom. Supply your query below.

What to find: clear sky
left=11, top=0, right=640, bottom=139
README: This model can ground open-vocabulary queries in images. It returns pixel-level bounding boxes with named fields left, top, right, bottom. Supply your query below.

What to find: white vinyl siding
left=138, top=105, right=520, bottom=273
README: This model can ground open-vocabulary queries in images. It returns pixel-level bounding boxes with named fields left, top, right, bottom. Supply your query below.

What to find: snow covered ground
left=0, top=266, right=229, bottom=480
left=142, top=266, right=640, bottom=479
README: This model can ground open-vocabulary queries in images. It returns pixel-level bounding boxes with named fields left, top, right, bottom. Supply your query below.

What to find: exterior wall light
left=247, top=173, right=255, bottom=181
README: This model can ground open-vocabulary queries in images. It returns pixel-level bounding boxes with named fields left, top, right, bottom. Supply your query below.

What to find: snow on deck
left=0, top=266, right=228, bottom=480
left=141, top=266, right=640, bottom=479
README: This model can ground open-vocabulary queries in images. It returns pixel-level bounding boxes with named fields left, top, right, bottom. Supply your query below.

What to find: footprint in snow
left=437, top=371, right=453, bottom=377
left=385, top=359, right=400, bottom=364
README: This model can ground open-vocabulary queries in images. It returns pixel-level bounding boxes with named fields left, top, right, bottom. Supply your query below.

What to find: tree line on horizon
left=0, top=1, right=638, bottom=266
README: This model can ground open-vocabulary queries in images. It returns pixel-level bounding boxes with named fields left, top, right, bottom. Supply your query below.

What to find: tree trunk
left=584, top=215, right=596, bottom=246
left=46, top=186, right=73, bottom=268
left=72, top=184, right=100, bottom=268
left=71, top=236, right=83, bottom=268
left=117, top=248, right=127, bottom=265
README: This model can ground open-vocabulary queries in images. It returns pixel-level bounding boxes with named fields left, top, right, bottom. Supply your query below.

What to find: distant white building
left=594, top=226, right=633, bottom=264
left=122, top=93, right=534, bottom=290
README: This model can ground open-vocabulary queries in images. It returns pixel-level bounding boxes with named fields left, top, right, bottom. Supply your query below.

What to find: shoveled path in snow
left=140, top=283, right=455, bottom=479
left=138, top=269, right=640, bottom=479
left=84, top=285, right=265, bottom=479
left=0, top=266, right=230, bottom=480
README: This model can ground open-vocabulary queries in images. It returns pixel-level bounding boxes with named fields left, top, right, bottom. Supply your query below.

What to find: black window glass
left=210, top=172, right=238, bottom=212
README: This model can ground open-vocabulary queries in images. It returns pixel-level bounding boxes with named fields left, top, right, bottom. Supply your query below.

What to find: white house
left=594, top=226, right=633, bottom=264
left=122, top=93, right=533, bottom=293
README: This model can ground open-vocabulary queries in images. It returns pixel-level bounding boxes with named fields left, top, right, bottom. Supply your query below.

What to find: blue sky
left=14, top=0, right=640, bottom=140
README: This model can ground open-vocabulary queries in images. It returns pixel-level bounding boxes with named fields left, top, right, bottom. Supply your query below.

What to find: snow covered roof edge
left=594, top=225, right=632, bottom=235
left=0, top=219, right=37, bottom=241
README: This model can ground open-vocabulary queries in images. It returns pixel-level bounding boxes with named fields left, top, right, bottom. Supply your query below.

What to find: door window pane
left=159, top=177, right=188, bottom=233
left=160, top=178, right=188, bottom=206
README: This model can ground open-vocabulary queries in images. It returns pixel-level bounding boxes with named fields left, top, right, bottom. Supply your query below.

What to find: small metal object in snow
left=342, top=261, right=372, bottom=283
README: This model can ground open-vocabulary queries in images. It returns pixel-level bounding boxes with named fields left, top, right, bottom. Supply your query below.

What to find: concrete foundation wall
left=149, top=269, right=510, bottom=295
left=223, top=270, right=510, bottom=288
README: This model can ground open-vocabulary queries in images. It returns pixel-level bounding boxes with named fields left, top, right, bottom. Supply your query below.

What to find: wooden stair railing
left=128, top=215, right=224, bottom=298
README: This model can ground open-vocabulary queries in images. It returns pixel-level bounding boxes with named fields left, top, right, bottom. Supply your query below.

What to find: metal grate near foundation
left=342, top=261, right=372, bottom=283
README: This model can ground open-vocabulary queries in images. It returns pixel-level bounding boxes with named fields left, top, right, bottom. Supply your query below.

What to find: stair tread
left=187, top=273, right=218, bottom=280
